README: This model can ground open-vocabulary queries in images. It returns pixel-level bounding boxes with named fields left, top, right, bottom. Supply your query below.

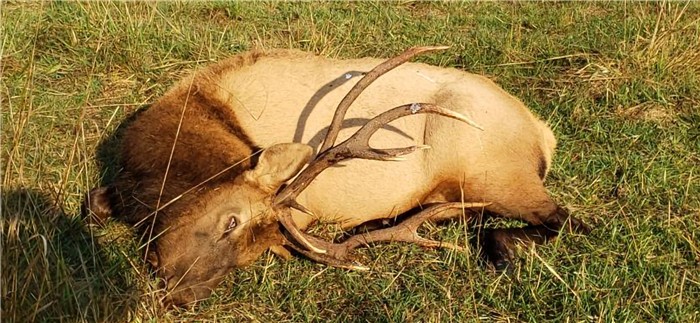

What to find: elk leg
left=482, top=206, right=590, bottom=271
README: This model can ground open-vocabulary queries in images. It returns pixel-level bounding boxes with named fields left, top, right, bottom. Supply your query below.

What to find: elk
left=85, top=46, right=589, bottom=307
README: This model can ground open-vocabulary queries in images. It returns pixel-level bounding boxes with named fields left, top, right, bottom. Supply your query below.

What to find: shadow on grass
left=1, top=188, right=138, bottom=322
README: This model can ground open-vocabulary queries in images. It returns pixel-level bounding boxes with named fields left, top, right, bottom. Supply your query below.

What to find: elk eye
left=223, top=216, right=237, bottom=234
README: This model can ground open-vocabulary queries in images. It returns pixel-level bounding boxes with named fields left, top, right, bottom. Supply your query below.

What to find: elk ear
left=247, top=143, right=314, bottom=193
left=82, top=186, right=113, bottom=226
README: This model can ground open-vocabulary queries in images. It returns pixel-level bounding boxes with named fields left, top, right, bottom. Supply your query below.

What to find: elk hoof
left=481, top=229, right=518, bottom=274
left=568, top=217, right=592, bottom=235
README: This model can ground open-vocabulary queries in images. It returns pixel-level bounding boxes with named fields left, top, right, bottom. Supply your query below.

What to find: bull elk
left=85, top=46, right=589, bottom=307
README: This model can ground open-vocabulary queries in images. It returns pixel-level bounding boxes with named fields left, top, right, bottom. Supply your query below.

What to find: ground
left=1, top=2, right=699, bottom=322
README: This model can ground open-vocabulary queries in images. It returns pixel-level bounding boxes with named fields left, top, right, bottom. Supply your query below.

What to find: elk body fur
left=88, top=49, right=586, bottom=307
left=170, top=49, right=556, bottom=227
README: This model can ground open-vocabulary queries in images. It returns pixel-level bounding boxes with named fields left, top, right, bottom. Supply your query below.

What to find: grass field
left=2, top=1, right=699, bottom=322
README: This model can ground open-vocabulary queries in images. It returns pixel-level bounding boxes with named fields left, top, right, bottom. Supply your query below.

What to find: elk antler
left=318, top=45, right=450, bottom=153
left=283, top=202, right=490, bottom=270
left=272, top=46, right=484, bottom=260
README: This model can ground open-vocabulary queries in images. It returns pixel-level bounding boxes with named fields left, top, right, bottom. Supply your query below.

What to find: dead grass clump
left=615, top=102, right=677, bottom=125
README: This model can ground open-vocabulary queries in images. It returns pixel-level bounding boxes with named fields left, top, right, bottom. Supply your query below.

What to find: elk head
left=150, top=143, right=315, bottom=307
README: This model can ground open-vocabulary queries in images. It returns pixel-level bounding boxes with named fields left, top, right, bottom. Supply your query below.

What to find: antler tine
left=341, top=103, right=482, bottom=161
left=282, top=235, right=370, bottom=271
left=336, top=202, right=489, bottom=256
left=277, top=208, right=327, bottom=254
left=319, top=45, right=450, bottom=153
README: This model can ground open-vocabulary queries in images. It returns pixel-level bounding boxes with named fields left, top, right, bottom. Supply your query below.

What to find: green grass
left=2, top=1, right=699, bottom=322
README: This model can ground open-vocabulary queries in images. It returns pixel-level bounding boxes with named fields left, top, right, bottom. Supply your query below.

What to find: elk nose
left=160, top=275, right=201, bottom=308
left=161, top=287, right=198, bottom=309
